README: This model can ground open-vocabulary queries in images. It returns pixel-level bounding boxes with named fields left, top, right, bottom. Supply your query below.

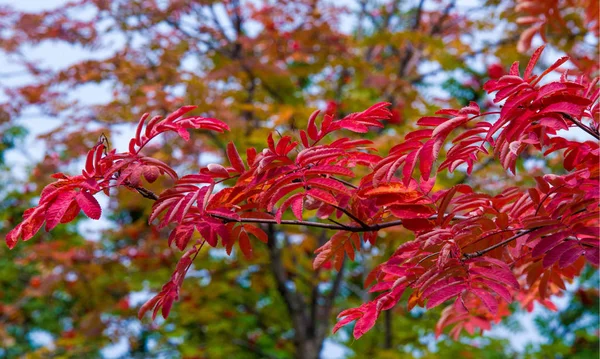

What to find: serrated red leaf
left=45, top=191, right=77, bottom=231
left=168, top=224, right=195, bottom=251
left=226, top=142, right=245, bottom=173
left=307, top=110, right=320, bottom=140
left=426, top=283, right=468, bottom=309
left=531, top=231, right=567, bottom=257
left=236, top=230, right=252, bottom=259
left=75, top=192, right=102, bottom=220
left=543, top=241, right=578, bottom=268
left=306, top=188, right=338, bottom=206
left=471, top=288, right=498, bottom=314
left=353, top=310, right=377, bottom=339
left=469, top=266, right=519, bottom=289
left=243, top=225, right=268, bottom=243
left=524, top=45, right=545, bottom=80
left=60, top=200, right=81, bottom=223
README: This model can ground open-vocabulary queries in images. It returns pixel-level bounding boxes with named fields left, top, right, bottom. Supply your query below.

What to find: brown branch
left=562, top=113, right=600, bottom=140
left=332, top=204, right=370, bottom=230
left=413, top=0, right=426, bottom=30
left=462, top=228, right=537, bottom=260
left=130, top=184, right=469, bottom=232
left=330, top=176, right=358, bottom=189
left=430, top=0, right=456, bottom=36
left=132, top=186, right=159, bottom=200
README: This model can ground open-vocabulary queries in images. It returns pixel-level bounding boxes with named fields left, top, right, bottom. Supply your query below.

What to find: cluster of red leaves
left=5, top=107, right=228, bottom=249
left=6, top=46, right=599, bottom=338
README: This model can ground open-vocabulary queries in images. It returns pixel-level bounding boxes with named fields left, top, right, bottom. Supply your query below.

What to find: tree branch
left=562, top=113, right=600, bottom=140
left=462, top=228, right=536, bottom=259
left=129, top=184, right=469, bottom=232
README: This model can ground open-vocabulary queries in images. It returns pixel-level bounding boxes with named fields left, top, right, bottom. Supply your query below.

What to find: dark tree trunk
left=295, top=337, right=322, bottom=359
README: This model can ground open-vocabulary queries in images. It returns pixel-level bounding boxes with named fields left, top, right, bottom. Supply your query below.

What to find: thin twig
left=130, top=184, right=468, bottom=232
left=462, top=228, right=536, bottom=260
left=332, top=204, right=370, bottom=229
left=330, top=176, right=358, bottom=189
left=562, top=113, right=599, bottom=140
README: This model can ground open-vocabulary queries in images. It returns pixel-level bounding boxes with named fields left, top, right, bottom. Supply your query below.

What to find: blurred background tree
left=0, top=0, right=597, bottom=358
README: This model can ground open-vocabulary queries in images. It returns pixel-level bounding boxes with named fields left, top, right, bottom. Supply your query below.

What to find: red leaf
left=138, top=295, right=161, bottom=320
left=75, top=192, right=102, bottom=220
left=307, top=110, right=320, bottom=140
left=543, top=241, right=578, bottom=268
left=531, top=231, right=567, bottom=257
left=60, top=200, right=81, bottom=223
left=161, top=292, right=176, bottom=319
left=559, top=246, right=584, bottom=268
left=306, top=188, right=338, bottom=206
left=471, top=288, right=498, bottom=314
left=426, top=283, right=468, bottom=309
left=168, top=224, right=195, bottom=251
left=419, top=139, right=438, bottom=181
left=469, top=266, right=519, bottom=289
left=275, top=193, right=304, bottom=223
left=474, top=278, right=513, bottom=303
left=243, top=225, right=268, bottom=243
left=353, top=310, right=378, bottom=339
left=45, top=191, right=77, bottom=231
left=207, top=163, right=229, bottom=177
left=226, top=142, right=246, bottom=173
left=524, top=45, right=545, bottom=80
left=389, top=204, right=435, bottom=219
left=238, top=231, right=253, bottom=259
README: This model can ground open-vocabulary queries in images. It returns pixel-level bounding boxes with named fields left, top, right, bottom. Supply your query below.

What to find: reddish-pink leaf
left=307, top=110, right=320, bottom=140
left=524, top=45, right=545, bottom=80
left=306, top=188, right=337, bottom=206
left=542, top=241, right=578, bottom=268
left=60, top=200, right=81, bottom=223
left=353, top=309, right=378, bottom=339
left=138, top=295, right=161, bottom=320
left=244, top=225, right=268, bottom=243
left=238, top=231, right=253, bottom=259
left=75, top=192, right=102, bottom=220
left=168, top=224, right=195, bottom=251
left=558, top=246, right=584, bottom=268
left=471, top=288, right=498, bottom=314
left=45, top=191, right=77, bottom=231
left=531, top=231, right=567, bottom=257
left=226, top=142, right=246, bottom=173
left=426, top=283, right=468, bottom=309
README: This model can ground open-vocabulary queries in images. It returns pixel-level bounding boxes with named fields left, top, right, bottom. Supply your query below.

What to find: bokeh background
left=0, top=0, right=598, bottom=358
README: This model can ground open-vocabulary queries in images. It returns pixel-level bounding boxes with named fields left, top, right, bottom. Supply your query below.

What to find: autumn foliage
left=6, top=40, right=599, bottom=341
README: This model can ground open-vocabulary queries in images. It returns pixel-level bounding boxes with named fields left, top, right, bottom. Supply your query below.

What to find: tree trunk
left=295, top=338, right=322, bottom=359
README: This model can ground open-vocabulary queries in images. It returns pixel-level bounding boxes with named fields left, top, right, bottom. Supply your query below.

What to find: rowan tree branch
left=129, top=184, right=469, bottom=232
left=562, top=113, right=600, bottom=140
left=462, top=228, right=536, bottom=259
